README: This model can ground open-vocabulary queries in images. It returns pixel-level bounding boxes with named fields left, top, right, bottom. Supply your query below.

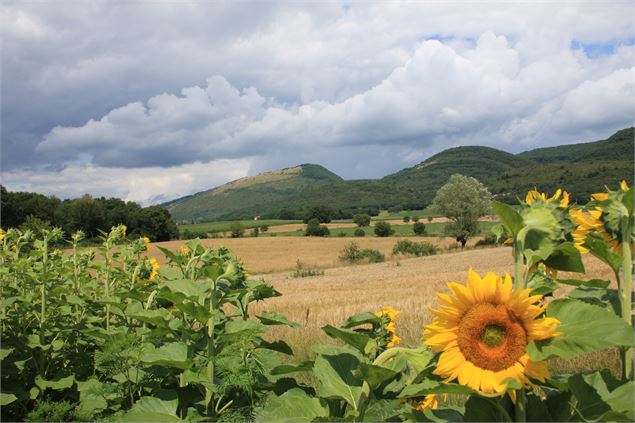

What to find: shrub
left=474, top=234, right=500, bottom=247
left=339, top=242, right=385, bottom=263
left=305, top=218, right=330, bottom=237
left=412, top=216, right=420, bottom=222
left=354, top=228, right=366, bottom=237
left=251, top=227, right=259, bottom=237
left=260, top=225, right=269, bottom=232
left=229, top=221, right=244, bottom=238
left=337, top=231, right=347, bottom=237
left=427, top=216, right=433, bottom=222
left=352, top=213, right=371, bottom=227
left=293, top=260, right=324, bottom=278
left=392, top=239, right=439, bottom=257
left=413, top=222, right=426, bottom=236
left=374, top=221, right=394, bottom=237
left=403, top=216, right=410, bottom=223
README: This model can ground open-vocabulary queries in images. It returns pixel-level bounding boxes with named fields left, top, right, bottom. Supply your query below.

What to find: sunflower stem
left=515, top=389, right=526, bottom=422
left=513, top=241, right=525, bottom=290
left=620, top=216, right=633, bottom=381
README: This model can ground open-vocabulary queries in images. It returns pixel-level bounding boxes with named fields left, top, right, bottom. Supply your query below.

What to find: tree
left=303, top=206, right=333, bottom=223
left=403, top=216, right=410, bottom=223
left=352, top=213, right=371, bottom=227
left=229, top=221, right=244, bottom=238
left=413, top=222, right=426, bottom=235
left=430, top=174, right=492, bottom=247
left=305, top=218, right=330, bottom=237
left=374, top=221, right=394, bottom=237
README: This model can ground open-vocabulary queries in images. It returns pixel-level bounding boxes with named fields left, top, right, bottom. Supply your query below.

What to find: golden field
left=149, top=236, right=483, bottom=273
left=151, top=238, right=620, bottom=374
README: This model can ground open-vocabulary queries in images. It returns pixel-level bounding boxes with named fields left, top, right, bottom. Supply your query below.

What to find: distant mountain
left=165, top=128, right=634, bottom=222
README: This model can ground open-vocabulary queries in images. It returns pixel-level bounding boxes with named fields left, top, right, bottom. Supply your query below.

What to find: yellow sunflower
left=376, top=306, right=401, bottom=348
left=148, top=257, right=160, bottom=281
left=142, top=236, right=151, bottom=251
left=0, top=228, right=5, bottom=242
left=424, top=270, right=559, bottom=395
left=411, top=394, right=440, bottom=411
left=525, top=188, right=569, bottom=207
left=180, top=246, right=190, bottom=255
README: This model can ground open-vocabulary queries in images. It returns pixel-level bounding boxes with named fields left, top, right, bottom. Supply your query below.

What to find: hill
left=165, top=128, right=634, bottom=222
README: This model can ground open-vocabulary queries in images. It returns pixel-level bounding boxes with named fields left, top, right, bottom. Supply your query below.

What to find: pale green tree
left=431, top=174, right=492, bottom=247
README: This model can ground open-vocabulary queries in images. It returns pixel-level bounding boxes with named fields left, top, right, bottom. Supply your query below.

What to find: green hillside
left=165, top=128, right=634, bottom=222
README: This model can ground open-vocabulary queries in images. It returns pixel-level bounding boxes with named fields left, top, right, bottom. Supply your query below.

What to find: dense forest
left=0, top=186, right=179, bottom=241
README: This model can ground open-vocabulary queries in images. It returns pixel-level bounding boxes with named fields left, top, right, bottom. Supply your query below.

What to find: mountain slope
left=165, top=128, right=634, bottom=222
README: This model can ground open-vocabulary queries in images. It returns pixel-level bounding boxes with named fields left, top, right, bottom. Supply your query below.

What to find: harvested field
left=250, top=248, right=618, bottom=374
left=150, top=236, right=483, bottom=273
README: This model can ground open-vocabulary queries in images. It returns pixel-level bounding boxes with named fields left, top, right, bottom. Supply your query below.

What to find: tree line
left=0, top=186, right=179, bottom=241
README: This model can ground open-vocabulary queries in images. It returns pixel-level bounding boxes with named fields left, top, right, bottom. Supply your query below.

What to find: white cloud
left=2, top=1, right=634, bottom=203
left=1, top=159, right=251, bottom=205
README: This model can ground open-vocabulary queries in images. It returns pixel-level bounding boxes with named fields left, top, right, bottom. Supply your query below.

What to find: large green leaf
left=528, top=299, right=635, bottom=361
left=224, top=319, right=266, bottom=337
left=356, top=363, right=399, bottom=390
left=141, top=342, right=192, bottom=370
left=257, top=311, right=300, bottom=328
left=35, top=375, right=75, bottom=391
left=258, top=388, right=328, bottom=423
left=569, top=371, right=634, bottom=422
left=558, top=278, right=610, bottom=288
left=161, top=279, right=209, bottom=299
left=582, top=233, right=622, bottom=274
left=492, top=201, right=523, bottom=236
left=463, top=395, right=510, bottom=422
left=362, top=399, right=409, bottom=422
left=342, top=311, right=382, bottom=328
left=568, top=287, right=620, bottom=314
left=125, top=393, right=184, bottom=422
left=399, top=381, right=476, bottom=398
left=270, top=361, right=314, bottom=375
left=543, top=242, right=585, bottom=273
left=313, top=351, right=363, bottom=409
left=0, top=393, right=17, bottom=406
left=322, top=325, right=374, bottom=355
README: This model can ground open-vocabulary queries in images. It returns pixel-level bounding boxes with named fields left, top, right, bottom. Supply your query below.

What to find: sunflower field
left=1, top=182, right=633, bottom=422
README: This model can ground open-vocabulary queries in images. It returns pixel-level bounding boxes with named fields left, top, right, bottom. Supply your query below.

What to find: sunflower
left=410, top=394, right=440, bottom=411
left=148, top=257, right=160, bottom=281
left=424, top=270, right=559, bottom=395
left=0, top=229, right=4, bottom=242
left=180, top=246, right=190, bottom=255
left=525, top=188, right=569, bottom=207
left=376, top=306, right=401, bottom=348
left=142, top=236, right=151, bottom=251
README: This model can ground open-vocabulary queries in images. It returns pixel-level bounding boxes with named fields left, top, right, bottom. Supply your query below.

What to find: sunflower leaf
left=582, top=233, right=621, bottom=274
left=491, top=202, right=523, bottom=237
left=527, top=299, right=635, bottom=361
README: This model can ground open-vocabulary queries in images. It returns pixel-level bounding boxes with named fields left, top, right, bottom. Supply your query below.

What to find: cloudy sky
left=1, top=1, right=634, bottom=205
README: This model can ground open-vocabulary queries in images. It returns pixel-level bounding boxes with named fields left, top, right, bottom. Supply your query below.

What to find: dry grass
left=153, top=238, right=619, bottom=374
left=150, top=236, right=482, bottom=273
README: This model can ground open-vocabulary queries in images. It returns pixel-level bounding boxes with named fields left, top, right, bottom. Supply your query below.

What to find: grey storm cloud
left=1, top=1, right=634, bottom=204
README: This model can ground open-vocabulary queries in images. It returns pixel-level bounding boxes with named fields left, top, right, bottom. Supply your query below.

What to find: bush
left=412, top=216, right=420, bottom=222
left=337, top=231, right=347, bottom=237
left=305, top=218, right=330, bottom=237
left=260, top=225, right=269, bottom=232
left=474, top=234, right=500, bottom=247
left=339, top=242, right=385, bottom=263
left=427, top=216, right=433, bottom=222
left=413, top=222, right=426, bottom=236
left=251, top=227, right=259, bottom=237
left=229, top=221, right=244, bottom=238
left=374, top=221, right=394, bottom=237
left=293, top=260, right=324, bottom=278
left=353, top=213, right=371, bottom=227
left=392, top=239, right=439, bottom=257
left=354, top=228, right=366, bottom=237
left=403, top=216, right=410, bottom=223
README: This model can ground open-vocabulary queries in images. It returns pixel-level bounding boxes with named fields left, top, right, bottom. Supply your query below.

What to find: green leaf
left=174, top=302, right=214, bottom=324
left=270, top=361, right=314, bottom=375
left=258, top=388, right=328, bottom=423
left=224, top=320, right=266, bottom=336
left=341, top=311, right=381, bottom=328
left=528, top=299, right=635, bottom=361
left=582, top=233, right=622, bottom=274
left=35, top=375, right=75, bottom=391
left=362, top=399, right=408, bottom=422
left=161, top=279, right=209, bottom=299
left=322, top=325, right=373, bottom=355
left=545, top=390, right=572, bottom=422
left=313, top=351, right=363, bottom=409
left=356, top=363, right=399, bottom=390
left=526, top=392, right=554, bottom=422
left=464, top=395, right=510, bottom=422
left=141, top=342, right=192, bottom=370
left=568, top=287, right=620, bottom=314
left=257, top=311, right=300, bottom=328
left=257, top=339, right=294, bottom=355
left=558, top=278, right=610, bottom=288
left=125, top=393, right=184, bottom=422
left=399, top=381, right=476, bottom=398
left=543, top=242, right=585, bottom=273
left=0, top=393, right=17, bottom=406
left=0, top=348, right=13, bottom=360
left=569, top=371, right=634, bottom=421
left=492, top=201, right=523, bottom=236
